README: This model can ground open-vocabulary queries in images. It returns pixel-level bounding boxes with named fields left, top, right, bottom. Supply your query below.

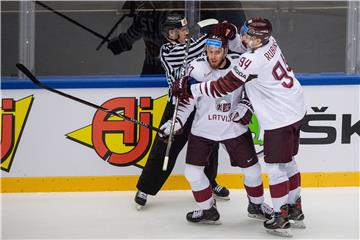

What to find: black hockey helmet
left=240, top=17, right=272, bottom=45
left=161, top=12, right=188, bottom=40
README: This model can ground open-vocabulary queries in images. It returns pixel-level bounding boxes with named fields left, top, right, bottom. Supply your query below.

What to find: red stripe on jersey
left=178, top=101, right=188, bottom=107
left=192, top=185, right=212, bottom=203
left=225, top=72, right=244, bottom=89
left=210, top=81, right=223, bottom=97
left=199, top=72, right=244, bottom=98
left=212, top=80, right=228, bottom=96
left=245, top=183, right=264, bottom=197
left=204, top=82, right=209, bottom=96
left=269, top=180, right=289, bottom=198
left=289, top=172, right=301, bottom=191
left=219, top=76, right=234, bottom=93
left=175, top=117, right=184, bottom=128
left=207, top=73, right=244, bottom=97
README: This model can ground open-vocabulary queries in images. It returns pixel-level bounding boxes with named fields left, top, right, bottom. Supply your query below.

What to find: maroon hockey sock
left=192, top=185, right=213, bottom=203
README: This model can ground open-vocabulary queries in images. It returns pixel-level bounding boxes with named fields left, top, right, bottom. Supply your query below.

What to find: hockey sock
left=285, top=160, right=301, bottom=204
left=266, top=163, right=290, bottom=212
left=243, top=163, right=264, bottom=204
left=185, top=164, right=214, bottom=209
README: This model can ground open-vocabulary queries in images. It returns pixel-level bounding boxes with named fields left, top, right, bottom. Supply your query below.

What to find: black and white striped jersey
left=160, top=34, right=208, bottom=88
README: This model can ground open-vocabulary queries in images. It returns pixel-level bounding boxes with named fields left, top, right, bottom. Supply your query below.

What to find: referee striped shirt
left=160, top=34, right=208, bottom=88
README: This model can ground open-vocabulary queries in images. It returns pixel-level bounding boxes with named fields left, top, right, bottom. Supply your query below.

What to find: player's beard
left=209, top=58, right=226, bottom=69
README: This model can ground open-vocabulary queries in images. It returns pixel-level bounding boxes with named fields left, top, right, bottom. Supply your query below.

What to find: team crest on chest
left=215, top=96, right=232, bottom=112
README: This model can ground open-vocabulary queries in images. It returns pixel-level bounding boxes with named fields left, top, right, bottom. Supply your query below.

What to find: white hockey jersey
left=177, top=53, right=248, bottom=141
left=191, top=36, right=306, bottom=130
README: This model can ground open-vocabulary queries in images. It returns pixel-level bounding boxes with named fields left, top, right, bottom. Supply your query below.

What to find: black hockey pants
left=136, top=101, right=219, bottom=195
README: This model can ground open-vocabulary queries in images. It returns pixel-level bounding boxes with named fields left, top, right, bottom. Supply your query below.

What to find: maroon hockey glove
left=171, top=76, right=193, bottom=101
left=210, top=22, right=237, bottom=40
left=230, top=98, right=254, bottom=125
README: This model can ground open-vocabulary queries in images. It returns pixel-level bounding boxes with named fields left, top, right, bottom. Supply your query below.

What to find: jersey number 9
left=272, top=54, right=294, bottom=88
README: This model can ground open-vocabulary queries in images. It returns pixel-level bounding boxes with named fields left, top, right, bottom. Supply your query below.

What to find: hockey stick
left=162, top=40, right=190, bottom=171
left=95, top=14, right=127, bottom=51
left=35, top=1, right=109, bottom=42
left=16, top=63, right=163, bottom=133
left=188, top=18, right=219, bottom=36
left=96, top=1, right=137, bottom=51
left=162, top=18, right=219, bottom=171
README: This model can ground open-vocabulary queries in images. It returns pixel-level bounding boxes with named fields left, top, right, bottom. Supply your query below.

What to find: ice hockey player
left=171, top=17, right=306, bottom=236
left=134, top=13, right=234, bottom=210
left=160, top=26, right=273, bottom=224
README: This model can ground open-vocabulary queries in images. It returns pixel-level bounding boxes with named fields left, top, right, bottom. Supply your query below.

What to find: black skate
left=186, top=201, right=221, bottom=225
left=264, top=205, right=292, bottom=237
left=212, top=184, right=230, bottom=200
left=289, top=197, right=306, bottom=229
left=247, top=201, right=274, bottom=220
left=134, top=190, right=147, bottom=210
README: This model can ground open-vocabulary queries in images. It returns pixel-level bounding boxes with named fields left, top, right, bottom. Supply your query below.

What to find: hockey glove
left=210, top=22, right=237, bottom=40
left=158, top=118, right=183, bottom=142
left=171, top=76, right=197, bottom=101
left=107, top=33, right=132, bottom=55
left=230, top=98, right=254, bottom=125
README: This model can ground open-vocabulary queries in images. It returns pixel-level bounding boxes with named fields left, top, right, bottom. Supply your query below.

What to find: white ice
left=1, top=187, right=359, bottom=239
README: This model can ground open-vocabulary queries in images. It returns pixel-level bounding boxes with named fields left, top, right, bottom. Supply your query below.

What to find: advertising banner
left=1, top=85, right=359, bottom=191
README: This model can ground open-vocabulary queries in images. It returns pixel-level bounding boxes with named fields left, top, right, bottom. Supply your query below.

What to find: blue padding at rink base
left=2, top=73, right=360, bottom=89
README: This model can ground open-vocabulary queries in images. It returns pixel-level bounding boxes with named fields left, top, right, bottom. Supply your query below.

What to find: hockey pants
left=136, top=101, right=219, bottom=195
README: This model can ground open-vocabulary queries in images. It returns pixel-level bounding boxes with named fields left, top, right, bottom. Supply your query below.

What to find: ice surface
left=1, top=187, right=359, bottom=239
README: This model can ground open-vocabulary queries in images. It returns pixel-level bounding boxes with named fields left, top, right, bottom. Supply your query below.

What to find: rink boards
left=1, top=75, right=359, bottom=192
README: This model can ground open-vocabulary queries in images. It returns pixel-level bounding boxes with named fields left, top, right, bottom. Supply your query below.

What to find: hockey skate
left=289, top=197, right=306, bottom=229
left=264, top=205, right=292, bottom=237
left=247, top=200, right=274, bottom=220
left=134, top=190, right=147, bottom=210
left=186, top=201, right=221, bottom=225
left=212, top=184, right=230, bottom=200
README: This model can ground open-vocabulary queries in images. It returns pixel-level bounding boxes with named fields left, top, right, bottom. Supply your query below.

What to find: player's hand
left=230, top=98, right=254, bottom=125
left=210, top=22, right=237, bottom=40
left=158, top=119, right=183, bottom=141
left=171, top=76, right=194, bottom=100
left=107, top=33, right=132, bottom=55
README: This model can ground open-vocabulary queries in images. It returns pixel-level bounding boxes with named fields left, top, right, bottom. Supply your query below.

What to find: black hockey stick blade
left=16, top=63, right=162, bottom=133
